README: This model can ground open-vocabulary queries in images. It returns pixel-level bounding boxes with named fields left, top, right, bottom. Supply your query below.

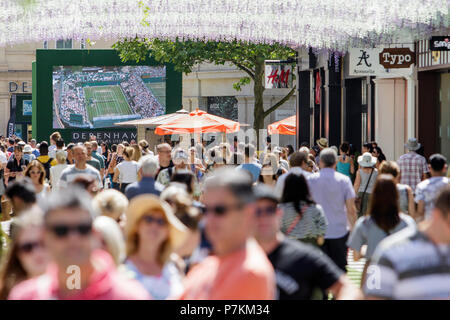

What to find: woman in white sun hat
left=353, top=152, right=378, bottom=217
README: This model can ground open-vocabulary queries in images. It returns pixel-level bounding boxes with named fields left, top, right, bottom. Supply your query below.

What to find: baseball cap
left=253, top=184, right=279, bottom=203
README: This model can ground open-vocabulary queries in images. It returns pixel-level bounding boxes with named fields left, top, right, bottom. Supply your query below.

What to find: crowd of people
left=53, top=66, right=165, bottom=128
left=0, top=132, right=449, bottom=300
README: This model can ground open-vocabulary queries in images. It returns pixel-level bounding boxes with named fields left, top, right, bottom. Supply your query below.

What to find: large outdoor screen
left=52, top=65, right=166, bottom=129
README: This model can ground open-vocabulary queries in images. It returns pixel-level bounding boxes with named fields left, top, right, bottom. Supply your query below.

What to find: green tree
left=113, top=38, right=296, bottom=146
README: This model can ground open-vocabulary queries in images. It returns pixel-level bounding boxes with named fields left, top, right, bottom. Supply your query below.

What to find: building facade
left=0, top=40, right=296, bottom=148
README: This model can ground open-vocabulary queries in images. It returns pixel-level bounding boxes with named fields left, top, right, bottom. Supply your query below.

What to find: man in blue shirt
left=125, top=155, right=163, bottom=200
left=308, top=148, right=357, bottom=272
left=236, top=143, right=261, bottom=183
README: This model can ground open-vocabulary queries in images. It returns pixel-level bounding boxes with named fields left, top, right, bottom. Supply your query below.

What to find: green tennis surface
left=83, top=85, right=132, bottom=123
left=146, top=81, right=166, bottom=107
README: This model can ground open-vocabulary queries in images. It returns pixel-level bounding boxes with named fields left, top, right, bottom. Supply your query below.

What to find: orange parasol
left=154, top=109, right=240, bottom=135
left=267, top=115, right=296, bottom=135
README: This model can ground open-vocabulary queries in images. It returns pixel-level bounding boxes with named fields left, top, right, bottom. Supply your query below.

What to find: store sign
left=349, top=47, right=414, bottom=77
left=9, top=81, right=30, bottom=93
left=275, top=109, right=294, bottom=121
left=430, top=36, right=450, bottom=51
left=349, top=48, right=381, bottom=75
left=265, top=63, right=293, bottom=89
left=71, top=130, right=137, bottom=144
left=379, top=48, right=415, bottom=68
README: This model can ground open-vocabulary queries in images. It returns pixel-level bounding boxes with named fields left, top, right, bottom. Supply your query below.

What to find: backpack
left=40, top=157, right=53, bottom=181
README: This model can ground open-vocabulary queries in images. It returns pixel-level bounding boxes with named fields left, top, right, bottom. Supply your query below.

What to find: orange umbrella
left=268, top=115, right=296, bottom=135
left=155, top=109, right=240, bottom=135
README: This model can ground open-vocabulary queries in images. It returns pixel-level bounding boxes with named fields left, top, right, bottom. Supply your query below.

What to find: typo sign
left=71, top=130, right=137, bottom=144
left=430, top=36, right=450, bottom=51
left=379, top=48, right=415, bottom=69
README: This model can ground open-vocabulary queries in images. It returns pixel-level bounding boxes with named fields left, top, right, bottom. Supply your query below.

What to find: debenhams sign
left=71, top=130, right=137, bottom=144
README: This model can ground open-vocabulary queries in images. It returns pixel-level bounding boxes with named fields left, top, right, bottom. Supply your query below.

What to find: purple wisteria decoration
left=0, top=0, right=448, bottom=50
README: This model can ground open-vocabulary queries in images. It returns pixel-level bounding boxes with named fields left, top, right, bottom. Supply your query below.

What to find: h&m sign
left=379, top=48, right=415, bottom=69
left=264, top=61, right=293, bottom=89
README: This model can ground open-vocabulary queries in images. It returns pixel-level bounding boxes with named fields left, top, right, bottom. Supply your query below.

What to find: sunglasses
left=203, top=203, right=243, bottom=216
left=29, top=171, right=42, bottom=175
left=142, top=215, right=167, bottom=226
left=18, top=241, right=43, bottom=254
left=48, top=223, right=92, bottom=238
left=256, top=206, right=277, bottom=217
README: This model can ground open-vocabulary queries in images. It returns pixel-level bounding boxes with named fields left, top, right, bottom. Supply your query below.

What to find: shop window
left=56, top=39, right=72, bottom=49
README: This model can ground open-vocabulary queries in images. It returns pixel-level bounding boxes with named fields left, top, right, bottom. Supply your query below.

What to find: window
left=43, top=41, right=48, bottom=49
left=81, top=39, right=86, bottom=49
left=56, top=39, right=72, bottom=49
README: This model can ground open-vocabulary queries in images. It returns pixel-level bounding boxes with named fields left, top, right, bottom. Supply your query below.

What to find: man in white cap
left=397, top=138, right=430, bottom=194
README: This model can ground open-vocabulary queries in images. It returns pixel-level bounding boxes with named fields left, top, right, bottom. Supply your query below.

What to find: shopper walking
left=279, top=173, right=328, bottom=247
left=353, top=152, right=378, bottom=217
left=415, top=154, right=449, bottom=221
left=397, top=138, right=430, bottom=193
left=308, top=148, right=357, bottom=272
left=347, top=175, right=416, bottom=283
left=178, top=168, right=275, bottom=300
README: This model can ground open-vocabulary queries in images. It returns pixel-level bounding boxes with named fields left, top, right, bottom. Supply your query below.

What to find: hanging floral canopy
left=0, top=0, right=448, bottom=50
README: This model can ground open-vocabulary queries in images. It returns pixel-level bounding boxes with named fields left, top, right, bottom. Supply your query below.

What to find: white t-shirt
left=116, top=160, right=139, bottom=184
left=0, top=151, right=7, bottom=165
left=50, top=164, right=68, bottom=190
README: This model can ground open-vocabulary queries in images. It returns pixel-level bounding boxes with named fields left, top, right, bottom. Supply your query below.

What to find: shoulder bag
left=355, top=168, right=374, bottom=215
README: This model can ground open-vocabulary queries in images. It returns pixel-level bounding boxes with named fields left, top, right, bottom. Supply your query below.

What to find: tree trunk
left=253, top=58, right=265, bottom=150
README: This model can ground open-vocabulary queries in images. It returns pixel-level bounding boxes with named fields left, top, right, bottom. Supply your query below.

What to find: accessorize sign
left=430, top=36, right=450, bottom=51
left=379, top=48, right=415, bottom=68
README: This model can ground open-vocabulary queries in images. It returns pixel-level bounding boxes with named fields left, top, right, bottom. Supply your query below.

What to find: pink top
left=8, top=250, right=151, bottom=300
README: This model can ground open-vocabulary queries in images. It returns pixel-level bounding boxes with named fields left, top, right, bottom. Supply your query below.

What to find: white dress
left=36, top=183, right=50, bottom=201
left=123, top=259, right=184, bottom=300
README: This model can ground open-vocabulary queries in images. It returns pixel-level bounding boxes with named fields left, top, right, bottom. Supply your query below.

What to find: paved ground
left=346, top=249, right=366, bottom=288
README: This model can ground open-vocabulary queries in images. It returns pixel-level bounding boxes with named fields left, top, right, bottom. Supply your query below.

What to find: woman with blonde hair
left=114, top=147, right=139, bottom=193
left=49, top=150, right=68, bottom=191
left=24, top=160, right=50, bottom=201
left=131, top=144, right=142, bottom=162
left=124, top=195, right=188, bottom=300
left=93, top=216, right=126, bottom=266
left=0, top=208, right=49, bottom=299
left=92, top=189, right=129, bottom=228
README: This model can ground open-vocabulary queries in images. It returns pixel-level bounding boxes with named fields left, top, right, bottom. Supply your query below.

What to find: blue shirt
left=32, top=149, right=40, bottom=158
left=307, top=168, right=356, bottom=239
left=236, top=163, right=262, bottom=183
left=125, top=177, right=163, bottom=200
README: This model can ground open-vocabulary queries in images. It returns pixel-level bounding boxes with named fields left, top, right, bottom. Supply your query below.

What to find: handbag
left=355, top=168, right=374, bottom=215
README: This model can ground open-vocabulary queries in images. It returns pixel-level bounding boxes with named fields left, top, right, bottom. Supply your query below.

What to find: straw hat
left=358, top=152, right=377, bottom=167
left=125, top=195, right=188, bottom=262
left=404, top=138, right=421, bottom=151
left=316, top=138, right=329, bottom=149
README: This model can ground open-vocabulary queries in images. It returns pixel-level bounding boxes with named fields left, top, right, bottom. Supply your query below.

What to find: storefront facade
left=417, top=37, right=450, bottom=160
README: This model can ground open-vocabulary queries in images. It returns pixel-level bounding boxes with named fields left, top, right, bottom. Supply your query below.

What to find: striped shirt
left=397, top=152, right=429, bottom=193
left=280, top=202, right=328, bottom=240
left=363, top=227, right=450, bottom=299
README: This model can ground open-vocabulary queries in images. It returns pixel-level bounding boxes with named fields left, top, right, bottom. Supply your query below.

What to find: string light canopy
left=0, top=0, right=448, bottom=50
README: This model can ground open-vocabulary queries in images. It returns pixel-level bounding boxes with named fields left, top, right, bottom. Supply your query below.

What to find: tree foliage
left=113, top=38, right=297, bottom=145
